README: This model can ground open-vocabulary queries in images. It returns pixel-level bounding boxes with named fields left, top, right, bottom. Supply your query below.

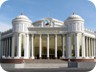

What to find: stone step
left=26, top=59, right=66, bottom=63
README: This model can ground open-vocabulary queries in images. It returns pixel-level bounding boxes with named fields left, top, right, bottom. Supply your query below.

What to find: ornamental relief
left=29, top=30, right=64, bottom=34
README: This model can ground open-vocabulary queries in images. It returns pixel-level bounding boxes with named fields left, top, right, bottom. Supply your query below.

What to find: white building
left=0, top=13, right=96, bottom=61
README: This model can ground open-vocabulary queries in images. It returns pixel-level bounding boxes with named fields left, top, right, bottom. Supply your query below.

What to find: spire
left=20, top=12, right=24, bottom=15
left=72, top=12, right=76, bottom=15
left=48, top=12, right=50, bottom=17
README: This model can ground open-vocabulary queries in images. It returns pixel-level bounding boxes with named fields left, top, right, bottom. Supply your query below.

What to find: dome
left=15, top=15, right=29, bottom=20
left=66, top=13, right=84, bottom=21
left=12, top=13, right=32, bottom=23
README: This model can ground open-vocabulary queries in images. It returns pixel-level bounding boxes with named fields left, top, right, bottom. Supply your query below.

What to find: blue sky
left=0, top=0, right=96, bottom=32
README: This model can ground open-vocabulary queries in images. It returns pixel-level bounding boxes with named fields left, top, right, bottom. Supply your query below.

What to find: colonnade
left=11, top=34, right=66, bottom=59
left=1, top=33, right=96, bottom=59
left=66, top=33, right=86, bottom=59
left=85, top=37, right=95, bottom=58
left=1, top=37, right=12, bottom=58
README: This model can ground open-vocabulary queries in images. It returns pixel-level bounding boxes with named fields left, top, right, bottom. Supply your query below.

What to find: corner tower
left=65, top=13, right=84, bottom=33
left=12, top=13, right=32, bottom=33
left=12, top=13, right=32, bottom=59
left=64, top=13, right=85, bottom=59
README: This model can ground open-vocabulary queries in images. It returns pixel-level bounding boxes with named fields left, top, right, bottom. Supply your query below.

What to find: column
left=92, top=39, right=94, bottom=57
left=5, top=39, right=8, bottom=57
left=24, top=34, right=29, bottom=59
left=6, top=38, right=8, bottom=57
left=55, top=34, right=57, bottom=58
left=92, top=39, right=94, bottom=58
left=74, top=33, right=79, bottom=58
left=39, top=34, right=42, bottom=58
left=8, top=38, right=11, bottom=57
left=82, top=33, right=85, bottom=58
left=17, top=34, right=21, bottom=58
left=5, top=39, right=7, bottom=57
left=1, top=40, right=3, bottom=58
left=94, top=39, right=96, bottom=58
left=86, top=37, right=88, bottom=57
left=93, top=39, right=95, bottom=57
left=62, top=35, right=65, bottom=58
left=93, top=39, right=94, bottom=58
left=12, top=35, right=15, bottom=58
left=85, top=37, right=87, bottom=57
left=90, top=38, right=91, bottom=57
left=10, top=38, right=11, bottom=57
left=5, top=39, right=6, bottom=57
left=41, top=21, right=43, bottom=27
left=1, top=40, right=2, bottom=57
left=2, top=40, right=4, bottom=57
left=47, top=34, right=49, bottom=58
left=31, top=34, right=34, bottom=59
left=4, top=39, right=6, bottom=57
left=66, top=34, right=72, bottom=58
left=91, top=39, right=93, bottom=58
left=89, top=38, right=91, bottom=58
left=3, top=40, right=5, bottom=57
left=27, top=34, right=30, bottom=58
left=0, top=38, right=1, bottom=58
left=88, top=38, right=89, bottom=57
left=24, top=35, right=26, bottom=58
left=6, top=39, right=8, bottom=57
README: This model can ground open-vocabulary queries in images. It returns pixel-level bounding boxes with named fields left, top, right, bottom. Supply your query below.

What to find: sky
left=0, top=0, right=96, bottom=32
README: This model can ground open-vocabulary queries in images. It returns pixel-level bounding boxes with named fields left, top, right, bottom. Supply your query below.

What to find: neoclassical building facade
left=0, top=13, right=96, bottom=60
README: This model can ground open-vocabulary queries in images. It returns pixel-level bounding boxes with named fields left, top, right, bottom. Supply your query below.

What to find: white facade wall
left=0, top=14, right=96, bottom=59
left=65, top=21, right=84, bottom=33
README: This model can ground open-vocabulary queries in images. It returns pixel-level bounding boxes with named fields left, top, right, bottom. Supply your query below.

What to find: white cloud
left=0, top=0, right=7, bottom=7
left=0, top=22, right=12, bottom=32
